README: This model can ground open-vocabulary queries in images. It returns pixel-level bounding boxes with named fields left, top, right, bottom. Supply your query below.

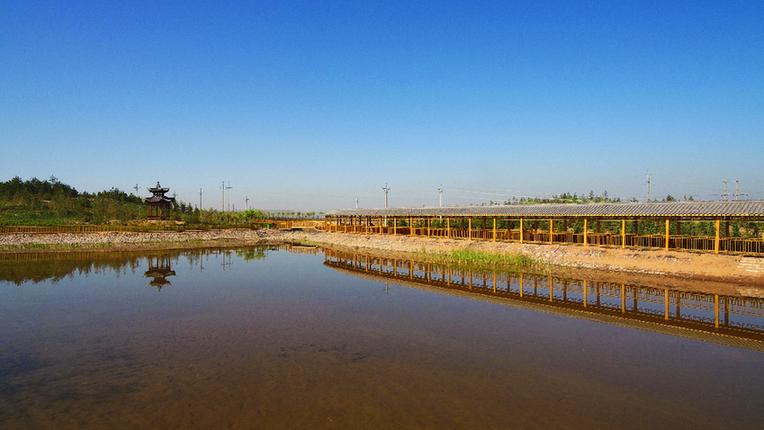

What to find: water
left=1, top=246, right=763, bottom=429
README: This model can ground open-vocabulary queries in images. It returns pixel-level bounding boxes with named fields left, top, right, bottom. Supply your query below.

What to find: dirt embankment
left=1, top=228, right=763, bottom=288
left=0, top=229, right=280, bottom=252
left=278, top=230, right=764, bottom=288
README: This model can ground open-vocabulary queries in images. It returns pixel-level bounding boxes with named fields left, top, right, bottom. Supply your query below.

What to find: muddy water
left=1, top=247, right=763, bottom=429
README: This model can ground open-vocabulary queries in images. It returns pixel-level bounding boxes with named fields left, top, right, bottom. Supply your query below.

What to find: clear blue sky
left=2, top=1, right=763, bottom=210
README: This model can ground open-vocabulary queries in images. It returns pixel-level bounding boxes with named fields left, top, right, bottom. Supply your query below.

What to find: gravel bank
left=0, top=229, right=277, bottom=250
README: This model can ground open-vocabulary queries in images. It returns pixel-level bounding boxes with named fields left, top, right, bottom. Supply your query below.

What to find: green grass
left=415, top=248, right=540, bottom=271
left=290, top=238, right=322, bottom=247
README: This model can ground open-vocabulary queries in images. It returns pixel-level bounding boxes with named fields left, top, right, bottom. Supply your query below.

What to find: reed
left=416, top=248, right=540, bottom=271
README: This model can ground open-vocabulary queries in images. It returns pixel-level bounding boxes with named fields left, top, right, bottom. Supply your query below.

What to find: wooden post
left=664, top=289, right=669, bottom=320
left=665, top=218, right=670, bottom=251
left=427, top=218, right=431, bottom=237
left=714, top=294, right=720, bottom=328
left=519, top=273, right=524, bottom=297
left=446, top=217, right=451, bottom=238
left=519, top=218, right=524, bottom=243
left=583, top=280, right=587, bottom=307
left=468, top=217, right=472, bottom=240
left=714, top=218, right=721, bottom=254
left=621, top=219, right=626, bottom=248
left=549, top=219, right=553, bottom=243
left=549, top=275, right=554, bottom=302
left=410, top=217, right=414, bottom=236
left=393, top=217, right=397, bottom=235
left=620, top=283, right=626, bottom=313
left=583, top=218, right=588, bottom=246
left=492, top=217, right=497, bottom=242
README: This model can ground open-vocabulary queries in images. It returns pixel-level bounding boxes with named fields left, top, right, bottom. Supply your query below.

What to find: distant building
left=144, top=182, right=175, bottom=219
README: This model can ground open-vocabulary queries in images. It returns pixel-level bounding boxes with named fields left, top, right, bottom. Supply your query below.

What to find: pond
left=1, top=246, right=763, bottom=429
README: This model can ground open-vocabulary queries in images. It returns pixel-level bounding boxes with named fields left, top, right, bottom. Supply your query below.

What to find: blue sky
left=2, top=1, right=763, bottom=210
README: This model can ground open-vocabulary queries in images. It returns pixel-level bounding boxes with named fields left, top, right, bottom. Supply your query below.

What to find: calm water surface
left=1, top=247, right=763, bottom=429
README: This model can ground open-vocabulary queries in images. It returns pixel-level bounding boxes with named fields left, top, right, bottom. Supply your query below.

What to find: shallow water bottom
left=1, top=248, right=762, bottom=429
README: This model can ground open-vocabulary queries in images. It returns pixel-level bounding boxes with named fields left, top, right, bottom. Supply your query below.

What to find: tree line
left=0, top=176, right=271, bottom=226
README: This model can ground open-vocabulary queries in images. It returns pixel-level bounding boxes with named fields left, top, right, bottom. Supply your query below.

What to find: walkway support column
left=714, top=294, right=720, bottom=328
left=468, top=217, right=472, bottom=240
left=621, top=219, right=626, bottom=248
left=583, top=218, right=588, bottom=246
left=393, top=217, right=397, bottom=235
left=427, top=218, right=431, bottom=237
left=549, top=219, right=553, bottom=243
left=519, top=218, right=524, bottom=243
left=665, top=218, right=670, bottom=251
left=446, top=217, right=451, bottom=238
left=492, top=217, right=497, bottom=242
left=583, top=280, right=588, bottom=307
left=410, top=217, right=414, bottom=237
left=714, top=218, right=721, bottom=254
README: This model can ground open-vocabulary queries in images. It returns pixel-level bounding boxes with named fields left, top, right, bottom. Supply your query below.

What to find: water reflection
left=144, top=256, right=176, bottom=290
left=1, top=246, right=763, bottom=429
left=0, top=247, right=277, bottom=288
left=324, top=249, right=764, bottom=344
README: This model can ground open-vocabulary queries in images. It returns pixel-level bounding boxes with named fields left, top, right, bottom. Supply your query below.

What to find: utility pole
left=734, top=179, right=749, bottom=200
left=245, top=196, right=250, bottom=210
left=199, top=188, right=203, bottom=210
left=646, top=174, right=652, bottom=202
left=355, top=198, right=359, bottom=209
left=133, top=184, right=140, bottom=195
left=438, top=185, right=443, bottom=207
left=722, top=179, right=729, bottom=201
left=382, top=183, right=390, bottom=227
left=226, top=182, right=233, bottom=211
left=221, top=181, right=225, bottom=211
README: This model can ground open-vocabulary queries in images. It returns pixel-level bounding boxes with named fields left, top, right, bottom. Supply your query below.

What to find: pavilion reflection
left=144, top=255, right=176, bottom=290
left=323, top=249, right=764, bottom=344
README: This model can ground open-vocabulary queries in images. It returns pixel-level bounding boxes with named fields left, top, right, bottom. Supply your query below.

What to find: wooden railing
left=324, top=224, right=764, bottom=256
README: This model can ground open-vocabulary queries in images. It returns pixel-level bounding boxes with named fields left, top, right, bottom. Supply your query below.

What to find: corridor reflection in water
left=324, top=249, right=764, bottom=342
left=0, top=246, right=762, bottom=430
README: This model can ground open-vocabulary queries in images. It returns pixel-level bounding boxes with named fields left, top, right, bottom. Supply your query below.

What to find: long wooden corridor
left=325, top=201, right=764, bottom=256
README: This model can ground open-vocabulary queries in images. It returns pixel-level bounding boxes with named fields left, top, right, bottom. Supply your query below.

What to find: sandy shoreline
left=1, top=228, right=763, bottom=289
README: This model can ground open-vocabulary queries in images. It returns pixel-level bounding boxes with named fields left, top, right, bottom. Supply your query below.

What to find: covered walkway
left=325, top=201, right=764, bottom=256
